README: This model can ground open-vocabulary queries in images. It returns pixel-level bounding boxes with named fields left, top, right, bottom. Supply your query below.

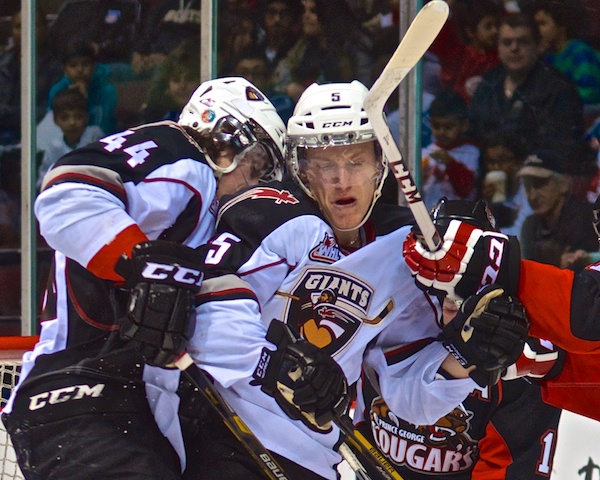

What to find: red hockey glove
left=403, top=198, right=521, bottom=303
left=442, top=285, right=530, bottom=387
left=252, top=320, right=349, bottom=433
left=502, top=337, right=565, bottom=380
left=115, top=241, right=203, bottom=367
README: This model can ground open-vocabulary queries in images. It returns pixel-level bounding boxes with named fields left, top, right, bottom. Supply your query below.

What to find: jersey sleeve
left=519, top=259, right=600, bottom=353
left=364, top=338, right=477, bottom=426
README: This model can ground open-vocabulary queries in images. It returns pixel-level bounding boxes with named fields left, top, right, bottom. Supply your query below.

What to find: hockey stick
left=364, top=0, right=449, bottom=252
left=174, top=353, right=291, bottom=480
left=335, top=415, right=404, bottom=480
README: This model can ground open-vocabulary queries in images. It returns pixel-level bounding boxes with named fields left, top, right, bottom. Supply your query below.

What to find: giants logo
left=29, top=383, right=105, bottom=411
left=141, top=262, right=203, bottom=286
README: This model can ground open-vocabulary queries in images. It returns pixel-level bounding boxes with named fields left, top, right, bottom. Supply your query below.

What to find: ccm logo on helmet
left=322, top=121, right=353, bottom=128
left=29, top=383, right=105, bottom=411
left=142, top=262, right=204, bottom=286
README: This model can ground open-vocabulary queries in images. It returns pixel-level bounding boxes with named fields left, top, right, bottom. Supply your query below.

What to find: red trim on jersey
left=86, top=224, right=148, bottom=281
left=239, top=258, right=290, bottom=276
left=541, top=351, right=600, bottom=421
left=472, top=411, right=513, bottom=478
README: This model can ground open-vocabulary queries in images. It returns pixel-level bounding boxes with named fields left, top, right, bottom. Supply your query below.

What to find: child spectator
left=479, top=131, right=532, bottom=236
left=428, top=0, right=503, bottom=102
left=421, top=90, right=480, bottom=210
left=37, top=89, right=104, bottom=189
left=49, top=39, right=118, bottom=136
left=527, top=0, right=600, bottom=107
left=133, top=38, right=201, bottom=125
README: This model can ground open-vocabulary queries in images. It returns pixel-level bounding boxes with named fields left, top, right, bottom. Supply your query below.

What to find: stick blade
left=364, top=0, right=449, bottom=112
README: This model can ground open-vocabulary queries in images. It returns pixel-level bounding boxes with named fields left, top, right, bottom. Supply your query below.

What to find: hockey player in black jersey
left=355, top=198, right=564, bottom=479
left=182, top=81, right=530, bottom=479
left=1, top=77, right=286, bottom=479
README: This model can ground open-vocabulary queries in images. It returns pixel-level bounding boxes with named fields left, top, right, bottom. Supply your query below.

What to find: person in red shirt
left=428, top=0, right=503, bottom=102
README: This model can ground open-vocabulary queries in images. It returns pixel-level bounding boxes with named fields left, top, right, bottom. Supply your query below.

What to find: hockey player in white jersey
left=184, top=81, right=529, bottom=479
left=1, top=77, right=286, bottom=479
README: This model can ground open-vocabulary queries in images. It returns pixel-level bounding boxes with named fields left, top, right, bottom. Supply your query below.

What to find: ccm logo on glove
left=141, top=261, right=203, bottom=286
left=480, top=236, right=505, bottom=287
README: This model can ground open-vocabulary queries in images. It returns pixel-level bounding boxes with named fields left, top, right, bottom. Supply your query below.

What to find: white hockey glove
left=442, top=285, right=530, bottom=387
left=115, top=241, right=203, bottom=367
left=403, top=197, right=521, bottom=303
left=252, top=320, right=349, bottom=433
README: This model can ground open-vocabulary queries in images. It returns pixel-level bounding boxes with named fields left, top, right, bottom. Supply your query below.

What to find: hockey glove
left=403, top=197, right=521, bottom=303
left=502, top=337, right=565, bottom=381
left=252, top=320, right=349, bottom=433
left=115, top=240, right=203, bottom=367
left=441, top=285, right=529, bottom=387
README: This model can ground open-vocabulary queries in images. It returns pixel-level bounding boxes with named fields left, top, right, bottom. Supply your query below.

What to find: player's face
left=217, top=143, right=272, bottom=200
left=303, top=142, right=381, bottom=232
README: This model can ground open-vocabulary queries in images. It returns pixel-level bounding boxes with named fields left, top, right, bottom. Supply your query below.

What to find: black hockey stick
left=175, top=353, right=291, bottom=480
left=335, top=415, right=405, bottom=480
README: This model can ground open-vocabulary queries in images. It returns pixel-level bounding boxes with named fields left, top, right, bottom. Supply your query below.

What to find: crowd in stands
left=1, top=0, right=600, bottom=320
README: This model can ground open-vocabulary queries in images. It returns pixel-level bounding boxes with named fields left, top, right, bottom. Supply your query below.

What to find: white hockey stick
left=364, top=0, right=449, bottom=252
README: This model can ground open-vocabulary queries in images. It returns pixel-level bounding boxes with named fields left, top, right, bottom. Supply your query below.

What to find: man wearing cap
left=519, top=149, right=598, bottom=269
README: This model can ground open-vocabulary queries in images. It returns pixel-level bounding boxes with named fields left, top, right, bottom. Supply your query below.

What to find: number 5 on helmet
left=402, top=198, right=521, bottom=303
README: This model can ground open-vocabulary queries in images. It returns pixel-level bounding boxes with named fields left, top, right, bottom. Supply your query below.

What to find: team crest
left=369, top=396, right=478, bottom=473
left=309, top=233, right=343, bottom=264
left=282, top=267, right=375, bottom=355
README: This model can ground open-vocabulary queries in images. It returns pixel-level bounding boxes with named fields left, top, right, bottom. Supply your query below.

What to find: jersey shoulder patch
left=217, top=180, right=320, bottom=248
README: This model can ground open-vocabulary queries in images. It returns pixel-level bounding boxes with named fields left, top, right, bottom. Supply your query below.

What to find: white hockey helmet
left=286, top=81, right=388, bottom=227
left=178, top=77, right=285, bottom=181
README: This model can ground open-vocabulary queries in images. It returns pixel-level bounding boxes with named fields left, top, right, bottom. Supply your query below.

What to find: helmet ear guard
left=286, top=81, right=389, bottom=227
left=178, top=77, right=286, bottom=182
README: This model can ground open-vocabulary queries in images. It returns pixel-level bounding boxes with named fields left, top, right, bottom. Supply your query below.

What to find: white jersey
left=6, top=121, right=218, bottom=470
left=189, top=180, right=477, bottom=479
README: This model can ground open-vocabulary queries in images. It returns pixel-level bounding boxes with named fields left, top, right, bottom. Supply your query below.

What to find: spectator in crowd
left=49, top=39, right=118, bottom=135
left=421, top=90, right=480, bottom=210
left=479, top=131, right=531, bottom=236
left=518, top=149, right=598, bottom=270
left=468, top=13, right=584, bottom=158
left=231, top=50, right=295, bottom=124
left=133, top=37, right=201, bottom=125
left=217, top=11, right=260, bottom=78
left=36, top=89, right=104, bottom=189
left=272, top=0, right=373, bottom=102
left=0, top=7, right=62, bottom=146
left=428, top=0, right=503, bottom=102
left=255, top=0, right=302, bottom=76
left=526, top=0, right=600, bottom=109
left=131, top=0, right=200, bottom=79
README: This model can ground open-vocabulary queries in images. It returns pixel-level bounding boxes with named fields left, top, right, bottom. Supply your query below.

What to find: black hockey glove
left=441, top=285, right=530, bottom=387
left=404, top=197, right=521, bottom=302
left=252, top=320, right=349, bottom=433
left=115, top=240, right=203, bottom=367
